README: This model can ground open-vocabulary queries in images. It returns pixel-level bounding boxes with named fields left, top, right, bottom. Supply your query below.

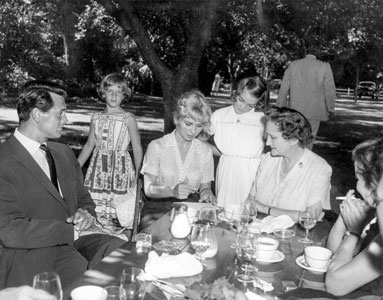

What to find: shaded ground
left=0, top=93, right=382, bottom=214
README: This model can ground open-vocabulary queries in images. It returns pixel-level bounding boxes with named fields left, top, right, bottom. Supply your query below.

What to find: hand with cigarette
left=339, top=190, right=373, bottom=234
left=66, top=208, right=95, bottom=232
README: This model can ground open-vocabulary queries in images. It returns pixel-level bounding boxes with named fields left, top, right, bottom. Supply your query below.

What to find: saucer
left=218, top=213, right=232, bottom=223
left=257, top=250, right=285, bottom=263
left=295, top=255, right=328, bottom=273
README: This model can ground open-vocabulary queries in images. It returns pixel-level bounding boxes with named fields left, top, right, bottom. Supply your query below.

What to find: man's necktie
left=40, top=144, right=59, bottom=191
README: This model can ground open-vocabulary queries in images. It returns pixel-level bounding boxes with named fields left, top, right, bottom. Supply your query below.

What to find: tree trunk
left=99, top=0, right=224, bottom=134
left=354, top=65, right=359, bottom=103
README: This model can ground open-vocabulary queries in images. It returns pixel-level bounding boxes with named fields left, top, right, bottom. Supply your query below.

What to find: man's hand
left=66, top=208, right=95, bottom=232
left=0, top=286, right=55, bottom=300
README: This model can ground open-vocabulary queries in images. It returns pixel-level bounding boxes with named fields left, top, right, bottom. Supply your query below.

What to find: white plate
left=218, top=212, right=230, bottom=222
left=295, top=255, right=327, bottom=273
left=257, top=250, right=285, bottom=263
left=217, top=213, right=257, bottom=224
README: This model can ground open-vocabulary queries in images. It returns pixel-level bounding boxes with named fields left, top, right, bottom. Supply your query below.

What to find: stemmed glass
left=120, top=267, right=146, bottom=300
left=298, top=209, right=317, bottom=244
left=33, top=272, right=63, bottom=300
left=236, top=230, right=257, bottom=283
left=190, top=223, right=212, bottom=261
left=240, top=201, right=257, bottom=226
left=229, top=213, right=244, bottom=249
left=198, top=206, right=218, bottom=226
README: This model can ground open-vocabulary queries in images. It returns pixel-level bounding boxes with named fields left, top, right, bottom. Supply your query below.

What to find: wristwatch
left=344, top=230, right=361, bottom=240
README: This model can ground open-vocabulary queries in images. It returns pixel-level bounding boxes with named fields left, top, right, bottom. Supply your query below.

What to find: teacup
left=304, top=246, right=332, bottom=269
left=257, top=237, right=279, bottom=260
left=71, top=285, right=107, bottom=300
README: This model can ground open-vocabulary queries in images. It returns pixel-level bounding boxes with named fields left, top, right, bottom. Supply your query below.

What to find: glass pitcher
left=170, top=204, right=191, bottom=239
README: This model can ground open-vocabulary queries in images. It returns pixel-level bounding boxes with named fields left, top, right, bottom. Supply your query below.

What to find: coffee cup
left=304, top=246, right=332, bottom=269
left=257, top=237, right=279, bottom=260
left=71, top=285, right=107, bottom=300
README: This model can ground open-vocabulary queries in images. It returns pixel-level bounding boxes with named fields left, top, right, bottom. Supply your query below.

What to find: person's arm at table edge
left=0, top=179, right=74, bottom=248
left=325, top=235, right=383, bottom=296
left=252, top=198, right=321, bottom=223
left=246, top=180, right=322, bottom=222
left=327, top=215, right=347, bottom=253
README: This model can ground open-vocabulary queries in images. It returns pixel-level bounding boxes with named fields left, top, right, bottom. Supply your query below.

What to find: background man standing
left=0, top=81, right=125, bottom=289
left=277, top=45, right=336, bottom=149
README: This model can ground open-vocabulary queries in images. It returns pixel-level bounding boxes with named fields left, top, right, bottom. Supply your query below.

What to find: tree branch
left=97, top=0, right=173, bottom=83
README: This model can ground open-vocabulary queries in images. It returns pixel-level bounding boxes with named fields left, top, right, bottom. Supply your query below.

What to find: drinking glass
left=33, top=272, right=63, bottom=300
left=105, top=285, right=126, bottom=300
left=198, top=206, right=217, bottom=225
left=298, top=209, right=317, bottom=244
left=229, top=214, right=244, bottom=249
left=240, top=201, right=257, bottom=226
left=236, top=231, right=257, bottom=283
left=120, top=267, right=146, bottom=300
left=190, top=223, right=212, bottom=261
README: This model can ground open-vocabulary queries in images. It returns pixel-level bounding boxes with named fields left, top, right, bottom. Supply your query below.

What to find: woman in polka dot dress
left=140, top=90, right=215, bottom=228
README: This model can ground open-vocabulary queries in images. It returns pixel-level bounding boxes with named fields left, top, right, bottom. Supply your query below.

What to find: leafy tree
left=95, top=0, right=225, bottom=133
left=0, top=0, right=66, bottom=92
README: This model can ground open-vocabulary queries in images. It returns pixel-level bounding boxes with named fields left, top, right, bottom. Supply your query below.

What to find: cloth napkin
left=245, top=291, right=268, bottom=300
left=249, top=215, right=295, bottom=233
left=143, top=251, right=203, bottom=280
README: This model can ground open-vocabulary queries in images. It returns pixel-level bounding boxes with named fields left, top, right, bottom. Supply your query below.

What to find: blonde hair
left=99, top=73, right=132, bottom=99
left=173, top=90, right=212, bottom=131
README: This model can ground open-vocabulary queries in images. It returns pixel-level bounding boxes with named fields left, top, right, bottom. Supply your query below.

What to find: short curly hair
left=352, top=138, right=383, bottom=199
left=173, top=90, right=212, bottom=131
left=265, top=106, right=313, bottom=146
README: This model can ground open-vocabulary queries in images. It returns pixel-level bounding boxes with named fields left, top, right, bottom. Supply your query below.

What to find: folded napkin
left=144, top=251, right=203, bottom=280
left=249, top=215, right=295, bottom=233
left=245, top=291, right=268, bottom=300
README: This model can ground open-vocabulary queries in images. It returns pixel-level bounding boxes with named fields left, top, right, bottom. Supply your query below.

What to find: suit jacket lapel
left=49, top=145, right=77, bottom=215
left=8, top=136, right=70, bottom=213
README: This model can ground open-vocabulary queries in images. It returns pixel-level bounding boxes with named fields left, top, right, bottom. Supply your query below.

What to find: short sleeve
left=141, top=141, right=161, bottom=177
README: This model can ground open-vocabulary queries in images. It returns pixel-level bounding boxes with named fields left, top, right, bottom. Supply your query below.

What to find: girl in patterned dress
left=78, top=73, right=143, bottom=237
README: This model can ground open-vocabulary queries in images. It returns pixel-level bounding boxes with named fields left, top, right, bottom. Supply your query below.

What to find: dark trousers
left=0, top=234, right=126, bottom=289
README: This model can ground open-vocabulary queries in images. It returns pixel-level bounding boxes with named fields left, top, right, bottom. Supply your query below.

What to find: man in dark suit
left=0, top=82, right=126, bottom=289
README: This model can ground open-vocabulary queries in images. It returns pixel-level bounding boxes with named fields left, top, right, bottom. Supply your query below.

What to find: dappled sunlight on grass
left=0, top=95, right=382, bottom=216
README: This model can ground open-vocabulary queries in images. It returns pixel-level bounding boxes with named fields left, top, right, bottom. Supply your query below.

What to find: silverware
left=152, top=279, right=186, bottom=298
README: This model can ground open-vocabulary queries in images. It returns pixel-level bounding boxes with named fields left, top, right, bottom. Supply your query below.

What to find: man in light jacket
left=277, top=49, right=336, bottom=149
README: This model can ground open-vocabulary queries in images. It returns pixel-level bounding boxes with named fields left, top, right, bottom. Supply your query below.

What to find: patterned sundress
left=84, top=112, right=136, bottom=233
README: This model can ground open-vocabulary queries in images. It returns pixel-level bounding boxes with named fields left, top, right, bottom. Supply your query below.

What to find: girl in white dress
left=207, top=76, right=267, bottom=212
